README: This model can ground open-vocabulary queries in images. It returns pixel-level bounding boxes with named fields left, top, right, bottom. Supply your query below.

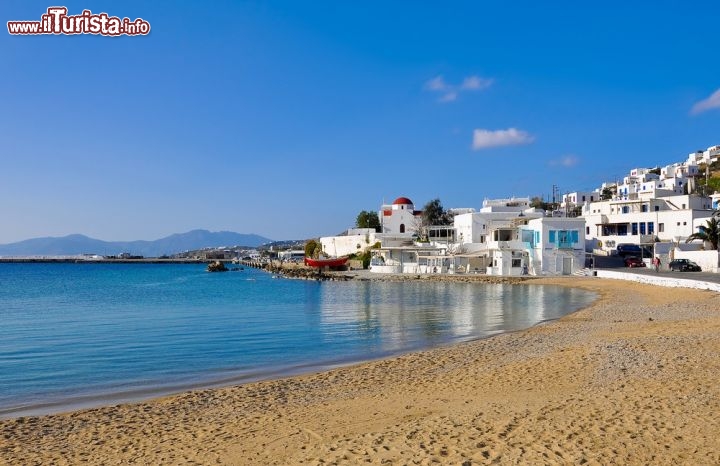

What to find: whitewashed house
left=485, top=217, right=586, bottom=276
left=319, top=195, right=420, bottom=258
left=561, top=190, right=600, bottom=208
left=320, top=228, right=377, bottom=258
left=582, top=193, right=713, bottom=254
left=370, top=197, right=586, bottom=276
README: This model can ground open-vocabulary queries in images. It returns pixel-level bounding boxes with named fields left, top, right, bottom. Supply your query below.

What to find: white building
left=278, top=249, right=305, bottom=260
left=319, top=195, right=421, bottom=258
left=582, top=193, right=714, bottom=254
left=370, top=197, right=586, bottom=276
left=562, top=190, right=600, bottom=208
left=320, top=228, right=377, bottom=258
left=379, top=197, right=422, bottom=235
left=486, top=217, right=586, bottom=276
left=687, top=145, right=720, bottom=166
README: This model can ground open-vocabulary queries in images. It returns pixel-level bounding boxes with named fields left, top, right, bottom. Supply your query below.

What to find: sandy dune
left=2, top=277, right=720, bottom=465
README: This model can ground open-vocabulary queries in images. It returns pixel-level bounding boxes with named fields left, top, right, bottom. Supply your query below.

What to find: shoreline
left=0, top=275, right=590, bottom=420
left=2, top=277, right=720, bottom=464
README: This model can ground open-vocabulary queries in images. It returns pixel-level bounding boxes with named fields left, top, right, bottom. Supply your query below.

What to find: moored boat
left=304, top=256, right=349, bottom=268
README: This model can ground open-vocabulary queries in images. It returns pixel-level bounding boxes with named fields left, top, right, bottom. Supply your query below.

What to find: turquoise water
left=0, top=263, right=595, bottom=418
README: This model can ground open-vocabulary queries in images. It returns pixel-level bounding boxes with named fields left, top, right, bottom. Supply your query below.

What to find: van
left=616, top=243, right=642, bottom=257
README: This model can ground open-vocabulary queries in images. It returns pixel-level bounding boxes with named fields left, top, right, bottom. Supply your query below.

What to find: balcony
left=487, top=240, right=527, bottom=251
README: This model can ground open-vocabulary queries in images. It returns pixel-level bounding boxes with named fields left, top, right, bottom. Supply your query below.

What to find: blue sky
left=2, top=1, right=719, bottom=243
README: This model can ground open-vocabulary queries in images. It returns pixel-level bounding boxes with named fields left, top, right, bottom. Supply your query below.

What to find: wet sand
left=2, top=277, right=719, bottom=465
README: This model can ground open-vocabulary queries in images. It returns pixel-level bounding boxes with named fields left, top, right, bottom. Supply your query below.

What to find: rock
left=207, top=261, right=228, bottom=272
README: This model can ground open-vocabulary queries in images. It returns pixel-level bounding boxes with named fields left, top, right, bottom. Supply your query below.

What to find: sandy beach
left=2, top=276, right=720, bottom=465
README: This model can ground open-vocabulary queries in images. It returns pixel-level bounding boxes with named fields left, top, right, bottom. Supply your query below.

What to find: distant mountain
left=0, top=230, right=273, bottom=257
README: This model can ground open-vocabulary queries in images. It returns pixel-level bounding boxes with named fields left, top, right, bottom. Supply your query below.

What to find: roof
left=392, top=196, right=414, bottom=205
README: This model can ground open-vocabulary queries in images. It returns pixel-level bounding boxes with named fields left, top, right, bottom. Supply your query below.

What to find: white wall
left=596, top=270, right=720, bottom=291
left=672, top=249, right=719, bottom=273
left=320, top=232, right=377, bottom=257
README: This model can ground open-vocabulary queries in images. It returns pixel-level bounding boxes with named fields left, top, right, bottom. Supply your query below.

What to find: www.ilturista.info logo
left=7, top=7, right=150, bottom=36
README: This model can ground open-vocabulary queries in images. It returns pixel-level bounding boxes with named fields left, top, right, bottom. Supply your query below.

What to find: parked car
left=624, top=256, right=646, bottom=268
left=616, top=244, right=642, bottom=257
left=668, top=259, right=702, bottom=272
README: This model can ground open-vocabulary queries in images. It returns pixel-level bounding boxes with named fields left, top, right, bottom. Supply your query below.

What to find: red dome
left=392, top=197, right=414, bottom=205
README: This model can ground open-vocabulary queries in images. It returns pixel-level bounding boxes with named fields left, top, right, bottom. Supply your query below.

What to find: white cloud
left=472, top=128, right=535, bottom=150
left=549, top=155, right=579, bottom=167
left=424, top=76, right=448, bottom=92
left=424, top=74, right=492, bottom=103
left=461, top=76, right=493, bottom=90
left=438, top=91, right=458, bottom=102
left=691, top=88, right=720, bottom=114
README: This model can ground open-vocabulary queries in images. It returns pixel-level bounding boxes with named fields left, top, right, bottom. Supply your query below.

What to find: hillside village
left=319, top=144, right=720, bottom=276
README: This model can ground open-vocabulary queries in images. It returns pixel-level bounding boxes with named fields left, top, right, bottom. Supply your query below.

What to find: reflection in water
left=0, top=264, right=597, bottom=417
left=311, top=282, right=595, bottom=358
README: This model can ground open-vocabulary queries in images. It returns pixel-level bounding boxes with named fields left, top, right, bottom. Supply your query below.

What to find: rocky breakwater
left=266, top=261, right=353, bottom=281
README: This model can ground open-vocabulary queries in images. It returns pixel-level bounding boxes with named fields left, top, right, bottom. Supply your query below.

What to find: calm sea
left=0, top=263, right=595, bottom=418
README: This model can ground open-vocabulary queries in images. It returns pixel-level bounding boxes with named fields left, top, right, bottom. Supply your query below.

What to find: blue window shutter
left=571, top=230, right=579, bottom=243
left=549, top=230, right=556, bottom=243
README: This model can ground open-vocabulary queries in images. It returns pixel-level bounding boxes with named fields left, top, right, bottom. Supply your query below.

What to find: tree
left=530, top=196, right=554, bottom=211
left=686, top=217, right=720, bottom=250
left=304, top=239, right=320, bottom=258
left=421, top=198, right=454, bottom=240
left=356, top=210, right=381, bottom=232
left=600, top=186, right=614, bottom=200
left=422, top=198, right=453, bottom=226
left=530, top=196, right=545, bottom=209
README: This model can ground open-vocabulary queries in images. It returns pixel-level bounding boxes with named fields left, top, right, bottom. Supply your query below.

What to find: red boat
left=304, top=256, right=349, bottom=268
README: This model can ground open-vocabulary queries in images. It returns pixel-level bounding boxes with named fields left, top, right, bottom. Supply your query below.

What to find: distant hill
left=0, top=230, right=273, bottom=257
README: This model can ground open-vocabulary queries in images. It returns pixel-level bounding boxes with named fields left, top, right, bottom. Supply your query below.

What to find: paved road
left=589, top=254, right=720, bottom=284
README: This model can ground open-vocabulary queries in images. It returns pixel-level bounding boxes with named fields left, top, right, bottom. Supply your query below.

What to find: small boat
left=304, top=256, right=349, bottom=268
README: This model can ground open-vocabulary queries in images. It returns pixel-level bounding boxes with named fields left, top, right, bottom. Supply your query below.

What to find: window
left=582, top=195, right=586, bottom=201
left=618, top=224, right=628, bottom=236
left=640, top=223, right=646, bottom=235
left=480, top=235, right=485, bottom=243
left=641, top=204, right=648, bottom=212
left=655, top=205, right=660, bottom=211
left=622, top=206, right=630, bottom=213
left=552, top=230, right=579, bottom=248
left=659, top=223, right=664, bottom=232
left=557, top=230, right=570, bottom=247
left=586, top=226, right=590, bottom=235
left=521, top=230, right=534, bottom=244
left=511, top=259, right=522, bottom=268
left=400, top=224, right=405, bottom=233
left=683, top=222, right=687, bottom=226
left=682, top=204, right=686, bottom=209
left=631, top=223, right=638, bottom=235
left=648, top=222, right=654, bottom=234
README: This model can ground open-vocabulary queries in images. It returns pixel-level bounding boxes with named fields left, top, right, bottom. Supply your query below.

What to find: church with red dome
left=379, top=197, right=423, bottom=235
